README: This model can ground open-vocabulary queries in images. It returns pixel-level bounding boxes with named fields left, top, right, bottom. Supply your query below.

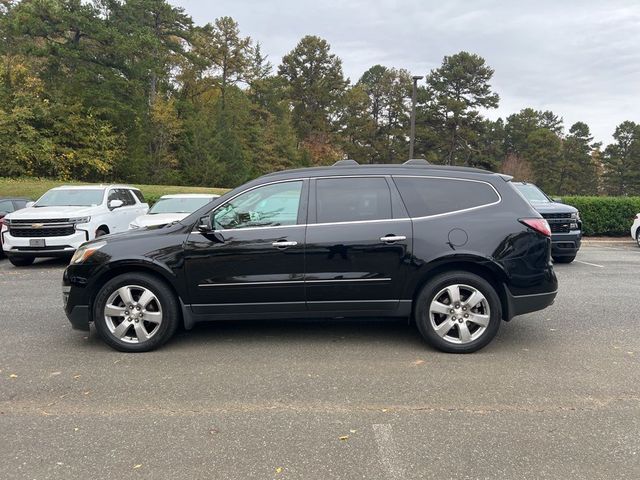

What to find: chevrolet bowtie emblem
left=31, top=223, right=44, bottom=228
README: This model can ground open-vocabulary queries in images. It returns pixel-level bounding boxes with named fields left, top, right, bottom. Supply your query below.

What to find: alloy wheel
left=104, top=285, right=163, bottom=344
left=429, top=283, right=491, bottom=345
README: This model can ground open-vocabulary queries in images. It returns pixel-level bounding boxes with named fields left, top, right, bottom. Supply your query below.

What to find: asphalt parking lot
left=1, top=245, right=639, bottom=479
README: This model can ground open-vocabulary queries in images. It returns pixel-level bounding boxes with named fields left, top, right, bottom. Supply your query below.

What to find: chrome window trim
left=189, top=173, right=502, bottom=234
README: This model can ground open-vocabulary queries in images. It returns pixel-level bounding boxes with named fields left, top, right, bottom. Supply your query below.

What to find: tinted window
left=119, top=189, right=136, bottom=206
left=0, top=200, right=14, bottom=213
left=214, top=181, right=303, bottom=230
left=131, top=189, right=146, bottom=203
left=394, top=177, right=499, bottom=217
left=108, top=189, right=135, bottom=206
left=316, top=177, right=391, bottom=223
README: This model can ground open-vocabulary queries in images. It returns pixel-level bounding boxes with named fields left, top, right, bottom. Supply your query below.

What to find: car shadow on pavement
left=167, top=318, right=427, bottom=350
left=0, top=257, right=70, bottom=269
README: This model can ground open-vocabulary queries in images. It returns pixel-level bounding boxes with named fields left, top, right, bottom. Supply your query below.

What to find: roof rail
left=333, top=159, right=359, bottom=166
left=403, top=159, right=430, bottom=165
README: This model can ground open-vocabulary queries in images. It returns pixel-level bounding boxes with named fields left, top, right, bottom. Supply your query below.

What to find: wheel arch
left=408, top=256, right=511, bottom=321
left=88, top=260, right=187, bottom=327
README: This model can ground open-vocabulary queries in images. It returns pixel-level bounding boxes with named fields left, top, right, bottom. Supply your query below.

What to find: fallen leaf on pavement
left=50, top=372, right=61, bottom=376
left=412, top=359, right=425, bottom=366
left=9, top=374, right=17, bottom=379
left=275, top=467, right=283, bottom=474
left=133, top=464, right=142, bottom=469
left=339, top=435, right=349, bottom=441
left=73, top=374, right=81, bottom=379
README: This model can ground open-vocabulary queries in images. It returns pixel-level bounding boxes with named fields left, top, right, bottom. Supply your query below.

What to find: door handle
left=272, top=240, right=298, bottom=248
left=380, top=235, right=406, bottom=244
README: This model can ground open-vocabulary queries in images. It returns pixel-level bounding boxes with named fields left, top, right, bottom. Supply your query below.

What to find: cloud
left=172, top=0, right=640, bottom=143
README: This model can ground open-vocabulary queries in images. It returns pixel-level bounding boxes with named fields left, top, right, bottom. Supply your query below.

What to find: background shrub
left=561, top=196, right=640, bottom=236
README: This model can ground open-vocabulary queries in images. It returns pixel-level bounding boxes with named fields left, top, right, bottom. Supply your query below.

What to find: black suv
left=63, top=162, right=558, bottom=353
left=513, top=182, right=582, bottom=263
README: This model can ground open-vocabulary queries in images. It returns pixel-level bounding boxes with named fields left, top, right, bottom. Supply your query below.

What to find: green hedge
left=560, top=196, right=640, bottom=237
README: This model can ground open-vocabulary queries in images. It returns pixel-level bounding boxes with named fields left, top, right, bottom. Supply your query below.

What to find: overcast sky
left=172, top=0, right=640, bottom=144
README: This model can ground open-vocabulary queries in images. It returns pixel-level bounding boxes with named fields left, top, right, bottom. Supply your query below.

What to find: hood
left=5, top=205, right=97, bottom=220
left=529, top=201, right=578, bottom=215
left=130, top=212, right=189, bottom=228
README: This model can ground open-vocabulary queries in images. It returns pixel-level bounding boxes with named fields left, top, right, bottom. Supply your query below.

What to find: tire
left=553, top=255, right=576, bottom=264
left=8, top=255, right=35, bottom=267
left=93, top=272, right=180, bottom=352
left=414, top=271, right=502, bottom=353
left=95, top=228, right=108, bottom=238
left=636, top=230, right=640, bottom=248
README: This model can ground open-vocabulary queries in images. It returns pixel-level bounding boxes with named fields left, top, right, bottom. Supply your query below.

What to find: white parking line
left=575, top=260, right=605, bottom=268
left=372, top=424, right=405, bottom=480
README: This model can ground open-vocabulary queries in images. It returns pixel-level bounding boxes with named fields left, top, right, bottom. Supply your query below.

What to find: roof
left=261, top=163, right=497, bottom=180
left=0, top=197, right=30, bottom=201
left=158, top=193, right=220, bottom=199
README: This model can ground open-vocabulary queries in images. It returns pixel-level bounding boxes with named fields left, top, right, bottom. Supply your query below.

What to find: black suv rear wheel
left=93, top=273, right=180, bottom=352
left=415, top=271, right=501, bottom=353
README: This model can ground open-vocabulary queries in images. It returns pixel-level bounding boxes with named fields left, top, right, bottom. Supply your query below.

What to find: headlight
left=570, top=212, right=580, bottom=220
left=69, top=216, right=91, bottom=224
left=70, top=241, right=106, bottom=264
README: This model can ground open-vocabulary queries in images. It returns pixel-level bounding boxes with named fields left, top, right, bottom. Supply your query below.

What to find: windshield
left=514, top=183, right=550, bottom=203
left=35, top=189, right=104, bottom=207
left=149, top=197, right=214, bottom=214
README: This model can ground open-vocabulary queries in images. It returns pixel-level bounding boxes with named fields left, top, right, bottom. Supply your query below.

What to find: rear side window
left=316, top=177, right=392, bottom=223
left=393, top=177, right=499, bottom=217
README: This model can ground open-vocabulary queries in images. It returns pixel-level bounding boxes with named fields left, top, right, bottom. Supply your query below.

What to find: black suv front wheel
left=93, top=273, right=180, bottom=352
left=415, top=271, right=501, bottom=353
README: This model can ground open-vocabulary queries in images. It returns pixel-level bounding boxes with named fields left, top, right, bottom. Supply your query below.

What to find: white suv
left=1, top=185, right=148, bottom=266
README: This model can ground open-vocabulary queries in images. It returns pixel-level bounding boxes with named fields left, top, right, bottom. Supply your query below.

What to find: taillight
left=519, top=218, right=551, bottom=237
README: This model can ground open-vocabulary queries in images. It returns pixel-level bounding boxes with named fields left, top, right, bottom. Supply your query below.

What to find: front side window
left=316, top=177, right=392, bottom=223
left=35, top=189, right=104, bottom=207
left=214, top=181, right=303, bottom=230
left=394, top=177, right=499, bottom=217
left=118, top=189, right=136, bottom=206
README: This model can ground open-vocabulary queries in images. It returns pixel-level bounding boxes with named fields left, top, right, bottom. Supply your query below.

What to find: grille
left=9, top=218, right=70, bottom=224
left=549, top=223, right=570, bottom=234
left=10, top=226, right=76, bottom=237
left=541, top=213, right=572, bottom=220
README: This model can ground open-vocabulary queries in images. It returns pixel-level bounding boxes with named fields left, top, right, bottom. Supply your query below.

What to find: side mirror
left=197, top=215, right=213, bottom=232
left=25, top=201, right=35, bottom=208
left=108, top=199, right=124, bottom=210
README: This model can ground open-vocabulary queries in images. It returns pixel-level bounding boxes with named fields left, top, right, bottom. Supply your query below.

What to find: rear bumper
left=551, top=231, right=581, bottom=257
left=505, top=288, right=557, bottom=320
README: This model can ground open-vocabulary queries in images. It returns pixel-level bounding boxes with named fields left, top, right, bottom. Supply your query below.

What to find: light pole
left=409, top=75, right=423, bottom=160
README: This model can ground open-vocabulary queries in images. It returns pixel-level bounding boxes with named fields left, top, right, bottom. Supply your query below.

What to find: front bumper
left=63, top=268, right=92, bottom=330
left=551, top=230, right=581, bottom=257
left=2, top=228, right=89, bottom=257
